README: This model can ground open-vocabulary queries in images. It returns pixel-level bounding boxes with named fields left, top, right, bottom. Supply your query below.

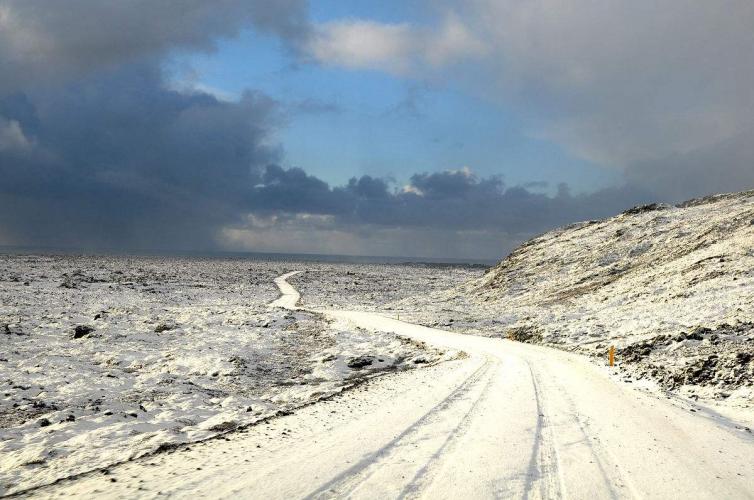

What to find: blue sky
left=170, top=12, right=619, bottom=193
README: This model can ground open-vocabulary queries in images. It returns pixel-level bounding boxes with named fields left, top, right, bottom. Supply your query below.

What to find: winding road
left=33, top=271, right=754, bottom=499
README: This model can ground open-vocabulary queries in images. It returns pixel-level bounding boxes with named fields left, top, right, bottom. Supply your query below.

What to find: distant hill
left=400, top=190, right=754, bottom=404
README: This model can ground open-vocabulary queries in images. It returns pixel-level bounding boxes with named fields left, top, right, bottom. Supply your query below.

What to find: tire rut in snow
left=396, top=356, right=500, bottom=498
left=526, top=362, right=633, bottom=500
left=523, top=363, right=566, bottom=500
left=305, top=357, right=495, bottom=499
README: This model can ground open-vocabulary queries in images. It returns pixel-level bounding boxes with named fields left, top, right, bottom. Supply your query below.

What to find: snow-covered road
left=267, top=271, right=301, bottom=309
left=30, top=272, right=754, bottom=499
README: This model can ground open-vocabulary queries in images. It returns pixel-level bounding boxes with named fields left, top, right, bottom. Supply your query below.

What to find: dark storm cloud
left=249, top=166, right=651, bottom=235
left=344, top=175, right=391, bottom=200
left=0, top=63, right=281, bottom=249
left=0, top=0, right=309, bottom=94
left=248, top=165, right=350, bottom=214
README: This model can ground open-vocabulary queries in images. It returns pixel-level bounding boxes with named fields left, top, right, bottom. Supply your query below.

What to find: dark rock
left=38, top=418, right=51, bottom=427
left=208, top=421, right=237, bottom=432
left=347, top=356, right=375, bottom=369
left=735, top=351, right=752, bottom=364
left=687, top=326, right=712, bottom=340
left=622, top=203, right=670, bottom=215
left=505, top=325, right=543, bottom=343
left=154, top=323, right=174, bottom=333
left=72, top=325, right=95, bottom=339
left=59, top=279, right=77, bottom=289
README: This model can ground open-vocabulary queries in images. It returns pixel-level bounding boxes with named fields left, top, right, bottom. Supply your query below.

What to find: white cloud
left=305, top=14, right=486, bottom=75
left=0, top=118, right=32, bottom=153
left=465, top=0, right=754, bottom=168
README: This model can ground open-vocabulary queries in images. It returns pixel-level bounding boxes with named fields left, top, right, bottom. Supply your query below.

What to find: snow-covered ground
left=29, top=272, right=754, bottom=499
left=0, top=255, right=451, bottom=495
left=288, top=262, right=485, bottom=310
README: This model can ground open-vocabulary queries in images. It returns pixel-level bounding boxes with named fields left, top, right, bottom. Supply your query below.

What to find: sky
left=0, top=1, right=753, bottom=260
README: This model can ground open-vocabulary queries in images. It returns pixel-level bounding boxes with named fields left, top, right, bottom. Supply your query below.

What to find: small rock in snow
left=346, top=356, right=375, bottom=369
left=71, top=325, right=95, bottom=339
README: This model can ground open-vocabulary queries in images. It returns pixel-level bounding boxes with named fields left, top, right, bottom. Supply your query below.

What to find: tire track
left=305, top=357, right=496, bottom=499
left=523, top=364, right=566, bottom=500
left=528, top=360, right=633, bottom=499
left=395, top=356, right=501, bottom=498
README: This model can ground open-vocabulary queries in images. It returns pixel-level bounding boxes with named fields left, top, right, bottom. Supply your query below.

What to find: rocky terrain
left=289, top=262, right=484, bottom=310
left=394, top=190, right=754, bottom=411
left=0, top=255, right=451, bottom=495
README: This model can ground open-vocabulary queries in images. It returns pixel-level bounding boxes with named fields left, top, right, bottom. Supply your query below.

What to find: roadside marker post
left=609, top=345, right=615, bottom=367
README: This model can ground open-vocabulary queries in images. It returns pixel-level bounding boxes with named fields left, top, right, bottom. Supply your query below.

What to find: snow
left=28, top=272, right=754, bottom=499
left=0, top=255, right=449, bottom=495
left=386, top=191, right=754, bottom=415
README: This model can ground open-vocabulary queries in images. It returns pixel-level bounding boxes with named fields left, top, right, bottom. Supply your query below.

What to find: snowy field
left=289, top=262, right=485, bottom=310
left=0, top=254, right=456, bottom=495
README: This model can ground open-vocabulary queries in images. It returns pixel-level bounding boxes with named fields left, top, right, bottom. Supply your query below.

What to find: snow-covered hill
left=397, top=190, right=754, bottom=407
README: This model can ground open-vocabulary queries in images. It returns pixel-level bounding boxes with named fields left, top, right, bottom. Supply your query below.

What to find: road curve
left=32, top=271, right=754, bottom=499
left=267, top=271, right=301, bottom=309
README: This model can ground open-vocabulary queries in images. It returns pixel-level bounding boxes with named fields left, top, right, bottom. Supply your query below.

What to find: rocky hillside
left=398, top=190, right=754, bottom=405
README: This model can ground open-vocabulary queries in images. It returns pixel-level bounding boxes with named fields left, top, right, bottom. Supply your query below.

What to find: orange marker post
left=609, top=345, right=615, bottom=367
